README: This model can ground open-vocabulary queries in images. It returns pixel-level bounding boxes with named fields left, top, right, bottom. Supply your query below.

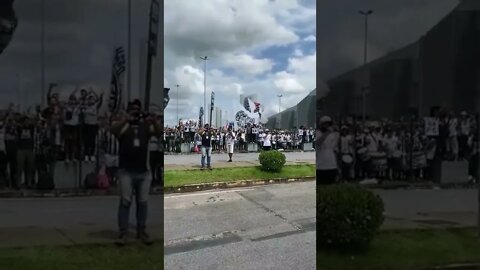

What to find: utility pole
left=359, top=9, right=373, bottom=125
left=200, top=56, right=208, bottom=125
left=127, top=0, right=132, bottom=103
left=277, top=94, right=283, bottom=129
left=40, top=0, right=46, bottom=107
left=176, top=84, right=180, bottom=125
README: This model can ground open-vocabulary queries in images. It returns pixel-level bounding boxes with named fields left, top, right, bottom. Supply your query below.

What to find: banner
left=211, top=91, right=215, bottom=109
left=199, top=107, right=204, bottom=127
left=424, top=117, right=439, bottom=136
left=108, top=46, right=126, bottom=113
left=148, top=0, right=160, bottom=56
left=164, top=88, right=170, bottom=109
left=0, top=0, right=18, bottom=55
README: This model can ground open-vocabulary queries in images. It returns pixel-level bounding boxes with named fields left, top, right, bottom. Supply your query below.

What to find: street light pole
left=200, top=56, right=208, bottom=125
left=127, top=0, right=132, bottom=103
left=277, top=94, right=283, bottom=129
left=359, top=9, right=373, bottom=125
left=40, top=0, right=45, bottom=107
left=176, top=84, right=180, bottom=125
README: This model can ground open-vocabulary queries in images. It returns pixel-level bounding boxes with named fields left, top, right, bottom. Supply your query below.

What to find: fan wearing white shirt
left=83, top=94, right=102, bottom=162
left=226, top=128, right=235, bottom=162
left=63, top=95, right=81, bottom=163
left=263, top=130, right=272, bottom=151
left=317, top=116, right=339, bottom=185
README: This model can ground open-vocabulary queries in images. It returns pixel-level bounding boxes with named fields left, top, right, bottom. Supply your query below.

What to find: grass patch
left=318, top=228, right=480, bottom=270
left=164, top=164, right=315, bottom=188
left=0, top=243, right=163, bottom=270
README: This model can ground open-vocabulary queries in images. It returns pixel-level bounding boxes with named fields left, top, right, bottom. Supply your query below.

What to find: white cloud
left=303, top=35, right=316, bottom=42
left=164, top=0, right=315, bottom=125
left=274, top=71, right=305, bottom=93
left=221, top=53, right=274, bottom=75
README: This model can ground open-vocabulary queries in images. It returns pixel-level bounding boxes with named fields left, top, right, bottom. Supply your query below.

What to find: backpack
left=97, top=165, right=110, bottom=189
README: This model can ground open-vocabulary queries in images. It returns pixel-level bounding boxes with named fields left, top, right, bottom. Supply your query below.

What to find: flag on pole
left=199, top=107, right=204, bottom=127
left=108, top=46, right=126, bottom=113
left=164, top=88, right=170, bottom=109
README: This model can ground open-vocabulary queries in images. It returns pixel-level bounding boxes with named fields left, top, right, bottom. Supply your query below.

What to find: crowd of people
left=164, top=121, right=316, bottom=153
left=0, top=89, right=163, bottom=190
left=317, top=110, right=479, bottom=184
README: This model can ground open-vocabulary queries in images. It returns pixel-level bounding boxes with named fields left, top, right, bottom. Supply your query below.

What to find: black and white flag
left=164, top=88, right=170, bottom=109
left=108, top=46, right=126, bottom=113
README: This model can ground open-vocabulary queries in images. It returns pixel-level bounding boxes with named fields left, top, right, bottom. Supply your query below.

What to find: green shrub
left=258, top=151, right=286, bottom=172
left=317, top=184, right=384, bottom=251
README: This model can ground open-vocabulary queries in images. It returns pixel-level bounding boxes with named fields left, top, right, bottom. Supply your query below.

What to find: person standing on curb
left=111, top=99, right=161, bottom=246
left=226, top=127, right=235, bottom=162
left=199, top=124, right=213, bottom=170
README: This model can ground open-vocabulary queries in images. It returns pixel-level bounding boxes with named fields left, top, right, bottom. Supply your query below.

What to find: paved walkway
left=0, top=195, right=163, bottom=248
left=164, top=151, right=315, bottom=170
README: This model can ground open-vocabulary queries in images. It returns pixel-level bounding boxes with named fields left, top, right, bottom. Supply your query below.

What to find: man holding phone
left=111, top=99, right=161, bottom=246
left=199, top=124, right=213, bottom=170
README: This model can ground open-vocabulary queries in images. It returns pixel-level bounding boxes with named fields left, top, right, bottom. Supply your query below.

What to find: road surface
left=164, top=181, right=316, bottom=270
left=1, top=181, right=479, bottom=269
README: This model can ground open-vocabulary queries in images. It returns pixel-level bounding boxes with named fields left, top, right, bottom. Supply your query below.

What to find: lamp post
left=41, top=0, right=46, bottom=107
left=127, top=0, right=132, bottom=103
left=359, top=9, right=373, bottom=125
left=277, top=94, right=283, bottom=129
left=176, top=84, right=180, bottom=124
left=200, top=56, right=208, bottom=125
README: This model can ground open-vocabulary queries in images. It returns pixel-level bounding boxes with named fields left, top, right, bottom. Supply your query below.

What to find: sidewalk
left=165, top=160, right=315, bottom=170
left=0, top=225, right=163, bottom=249
left=164, top=151, right=316, bottom=170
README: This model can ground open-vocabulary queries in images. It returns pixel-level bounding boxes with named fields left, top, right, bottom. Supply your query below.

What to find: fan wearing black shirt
left=199, top=124, right=213, bottom=170
left=16, top=116, right=35, bottom=189
left=111, top=100, right=161, bottom=246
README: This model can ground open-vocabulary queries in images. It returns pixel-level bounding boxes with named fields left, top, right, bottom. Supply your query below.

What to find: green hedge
left=258, top=151, right=286, bottom=172
left=317, top=184, right=384, bottom=251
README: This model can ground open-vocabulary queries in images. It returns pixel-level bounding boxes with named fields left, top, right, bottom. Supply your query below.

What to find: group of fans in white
left=317, top=110, right=479, bottom=184
left=164, top=120, right=315, bottom=153
left=0, top=89, right=163, bottom=190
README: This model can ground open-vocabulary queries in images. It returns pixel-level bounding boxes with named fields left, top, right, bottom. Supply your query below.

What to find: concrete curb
left=421, top=263, right=480, bottom=270
left=164, top=177, right=316, bottom=193
left=366, top=183, right=476, bottom=190
left=0, top=187, right=164, bottom=198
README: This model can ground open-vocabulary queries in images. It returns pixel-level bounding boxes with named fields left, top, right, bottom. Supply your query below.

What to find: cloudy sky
left=0, top=0, right=463, bottom=121
left=318, top=0, right=459, bottom=82
left=164, top=0, right=316, bottom=126
left=0, top=0, right=156, bottom=112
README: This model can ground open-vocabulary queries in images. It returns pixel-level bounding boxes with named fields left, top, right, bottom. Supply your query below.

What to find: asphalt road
left=164, top=181, right=316, bottom=270
left=2, top=181, right=479, bottom=269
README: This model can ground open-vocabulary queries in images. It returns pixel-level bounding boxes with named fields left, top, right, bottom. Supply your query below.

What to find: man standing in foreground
left=199, top=124, right=213, bottom=170
left=111, top=100, right=161, bottom=246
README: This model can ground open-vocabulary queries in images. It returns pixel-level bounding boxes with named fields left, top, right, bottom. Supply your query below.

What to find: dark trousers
left=64, top=125, right=79, bottom=160
left=83, top=124, right=98, bottom=157
left=0, top=151, right=7, bottom=188
left=118, top=170, right=151, bottom=234
left=5, top=142, right=16, bottom=187
left=149, top=151, right=162, bottom=186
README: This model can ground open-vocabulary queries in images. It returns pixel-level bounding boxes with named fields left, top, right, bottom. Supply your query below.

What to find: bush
left=317, top=184, right=384, bottom=251
left=258, top=151, right=286, bottom=172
